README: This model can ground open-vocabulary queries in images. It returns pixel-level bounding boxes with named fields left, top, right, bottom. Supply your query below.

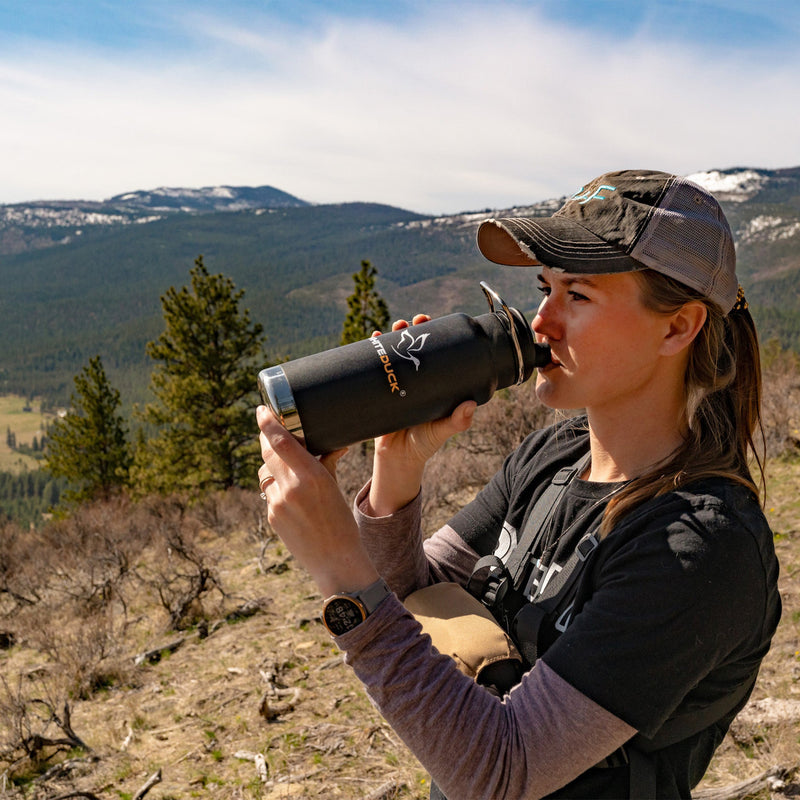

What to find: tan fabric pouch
left=403, top=582, right=522, bottom=683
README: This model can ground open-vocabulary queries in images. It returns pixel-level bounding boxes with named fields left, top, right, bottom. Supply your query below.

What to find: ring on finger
left=259, top=474, right=275, bottom=498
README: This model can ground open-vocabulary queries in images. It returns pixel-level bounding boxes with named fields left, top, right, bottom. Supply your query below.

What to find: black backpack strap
left=504, top=451, right=592, bottom=587
left=627, top=747, right=656, bottom=799
left=510, top=530, right=600, bottom=664
left=467, top=451, right=590, bottom=613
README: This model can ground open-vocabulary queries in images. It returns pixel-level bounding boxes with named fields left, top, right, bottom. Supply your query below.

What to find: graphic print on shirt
left=554, top=601, right=575, bottom=632
left=523, top=560, right=563, bottom=602
left=493, top=520, right=518, bottom=562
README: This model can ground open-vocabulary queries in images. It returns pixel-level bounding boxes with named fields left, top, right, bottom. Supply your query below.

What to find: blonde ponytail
left=601, top=270, right=764, bottom=535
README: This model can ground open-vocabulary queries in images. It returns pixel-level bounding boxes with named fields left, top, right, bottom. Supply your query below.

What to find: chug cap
left=477, top=169, right=738, bottom=313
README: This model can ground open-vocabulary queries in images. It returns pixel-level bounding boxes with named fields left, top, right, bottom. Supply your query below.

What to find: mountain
left=2, top=170, right=799, bottom=406
left=0, top=185, right=309, bottom=257
left=690, top=167, right=800, bottom=322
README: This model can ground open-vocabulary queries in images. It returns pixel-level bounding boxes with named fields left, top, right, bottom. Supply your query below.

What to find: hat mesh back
left=634, top=182, right=730, bottom=301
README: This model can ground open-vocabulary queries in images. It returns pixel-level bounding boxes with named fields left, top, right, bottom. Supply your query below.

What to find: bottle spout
left=480, top=281, right=551, bottom=383
left=533, top=342, right=552, bottom=368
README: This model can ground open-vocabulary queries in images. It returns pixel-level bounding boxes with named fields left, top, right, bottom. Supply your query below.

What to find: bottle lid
left=480, top=282, right=550, bottom=383
left=258, top=366, right=306, bottom=442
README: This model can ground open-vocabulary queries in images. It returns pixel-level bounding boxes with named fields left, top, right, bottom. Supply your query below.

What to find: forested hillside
left=2, top=167, right=800, bottom=407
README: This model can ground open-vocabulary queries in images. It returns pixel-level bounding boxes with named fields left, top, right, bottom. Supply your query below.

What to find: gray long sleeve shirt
left=333, top=482, right=635, bottom=800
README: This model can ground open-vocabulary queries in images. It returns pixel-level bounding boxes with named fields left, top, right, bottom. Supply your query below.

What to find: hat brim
left=477, top=217, right=644, bottom=274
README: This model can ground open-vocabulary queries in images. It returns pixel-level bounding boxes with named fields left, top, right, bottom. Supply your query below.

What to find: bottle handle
left=480, top=282, right=526, bottom=386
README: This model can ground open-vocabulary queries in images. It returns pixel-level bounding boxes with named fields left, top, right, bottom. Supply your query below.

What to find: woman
left=257, top=170, right=781, bottom=798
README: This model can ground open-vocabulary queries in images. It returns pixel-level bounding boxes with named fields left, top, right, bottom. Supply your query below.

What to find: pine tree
left=45, top=355, right=131, bottom=504
left=341, top=260, right=390, bottom=345
left=134, top=256, right=267, bottom=496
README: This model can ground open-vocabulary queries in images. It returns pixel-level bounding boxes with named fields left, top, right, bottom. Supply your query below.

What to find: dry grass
left=1, top=462, right=798, bottom=799
left=0, top=396, right=49, bottom=472
left=693, top=457, right=800, bottom=797
left=2, top=367, right=800, bottom=798
left=1, top=497, right=429, bottom=799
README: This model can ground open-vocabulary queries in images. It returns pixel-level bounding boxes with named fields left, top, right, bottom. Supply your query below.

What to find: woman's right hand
left=366, top=315, right=477, bottom=517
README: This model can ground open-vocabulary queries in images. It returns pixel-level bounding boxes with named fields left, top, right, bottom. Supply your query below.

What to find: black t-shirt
left=449, top=416, right=781, bottom=798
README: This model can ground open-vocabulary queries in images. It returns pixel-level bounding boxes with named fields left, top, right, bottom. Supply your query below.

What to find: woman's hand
left=367, top=315, right=476, bottom=516
left=257, top=405, right=379, bottom=598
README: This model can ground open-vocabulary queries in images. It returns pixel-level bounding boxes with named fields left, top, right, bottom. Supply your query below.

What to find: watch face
left=323, top=596, right=366, bottom=636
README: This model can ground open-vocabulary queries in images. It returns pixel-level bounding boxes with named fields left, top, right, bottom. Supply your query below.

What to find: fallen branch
left=35, top=755, right=99, bottom=783
left=265, top=767, right=324, bottom=787
left=225, top=597, right=270, bottom=622
left=121, top=725, right=134, bottom=750
left=364, top=780, right=407, bottom=800
left=133, top=637, right=189, bottom=666
left=734, top=697, right=800, bottom=727
left=258, top=687, right=301, bottom=720
left=694, top=764, right=795, bottom=800
left=235, top=750, right=268, bottom=783
left=133, top=768, right=162, bottom=800
left=258, top=667, right=301, bottom=720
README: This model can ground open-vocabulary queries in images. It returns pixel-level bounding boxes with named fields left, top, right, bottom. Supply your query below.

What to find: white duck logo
left=391, top=329, right=430, bottom=371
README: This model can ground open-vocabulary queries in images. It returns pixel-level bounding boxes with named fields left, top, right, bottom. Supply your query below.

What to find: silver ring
left=260, top=492, right=267, bottom=501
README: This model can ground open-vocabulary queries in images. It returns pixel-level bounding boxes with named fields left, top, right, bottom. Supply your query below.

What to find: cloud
left=1, top=3, right=799, bottom=213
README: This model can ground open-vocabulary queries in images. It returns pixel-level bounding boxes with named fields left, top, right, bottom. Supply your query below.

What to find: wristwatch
left=322, top=577, right=391, bottom=636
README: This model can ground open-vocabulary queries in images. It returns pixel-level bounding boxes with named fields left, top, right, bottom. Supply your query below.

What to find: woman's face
left=531, top=267, right=673, bottom=415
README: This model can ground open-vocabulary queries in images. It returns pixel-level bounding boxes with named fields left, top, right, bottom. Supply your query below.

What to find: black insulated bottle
left=258, top=282, right=551, bottom=455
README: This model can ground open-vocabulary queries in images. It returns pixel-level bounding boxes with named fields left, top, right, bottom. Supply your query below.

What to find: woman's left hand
left=256, top=405, right=379, bottom=598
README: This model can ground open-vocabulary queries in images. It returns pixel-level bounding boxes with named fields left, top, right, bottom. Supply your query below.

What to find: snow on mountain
left=686, top=169, right=768, bottom=201
left=150, top=186, right=236, bottom=199
left=3, top=171, right=799, bottom=261
left=0, top=185, right=307, bottom=234
left=0, top=206, right=133, bottom=229
left=106, top=184, right=307, bottom=212
left=738, top=214, right=800, bottom=244
left=400, top=197, right=564, bottom=232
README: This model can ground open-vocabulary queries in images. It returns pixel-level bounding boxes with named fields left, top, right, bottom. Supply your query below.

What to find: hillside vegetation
left=3, top=167, right=800, bottom=406
left=2, top=359, right=800, bottom=799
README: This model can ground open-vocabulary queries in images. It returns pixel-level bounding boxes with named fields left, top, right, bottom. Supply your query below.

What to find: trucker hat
left=477, top=169, right=739, bottom=313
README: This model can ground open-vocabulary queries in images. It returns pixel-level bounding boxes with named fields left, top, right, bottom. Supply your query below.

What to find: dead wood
left=35, top=754, right=99, bottom=783
left=258, top=665, right=301, bottom=720
left=363, top=780, right=407, bottom=800
left=133, top=768, right=162, bottom=799
left=235, top=750, right=269, bottom=782
left=133, top=635, right=189, bottom=665
left=694, top=764, right=796, bottom=800
left=225, top=596, right=270, bottom=622
left=16, top=699, right=92, bottom=762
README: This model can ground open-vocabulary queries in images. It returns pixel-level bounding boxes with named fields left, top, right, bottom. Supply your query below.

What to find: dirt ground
left=1, top=458, right=799, bottom=799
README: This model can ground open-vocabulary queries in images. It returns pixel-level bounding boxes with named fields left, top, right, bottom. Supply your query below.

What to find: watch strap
left=353, top=576, right=391, bottom=615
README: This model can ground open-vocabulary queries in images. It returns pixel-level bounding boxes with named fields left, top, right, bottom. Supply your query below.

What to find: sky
left=1, top=0, right=799, bottom=215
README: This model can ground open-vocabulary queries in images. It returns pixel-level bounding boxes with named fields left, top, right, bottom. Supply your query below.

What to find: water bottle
left=258, top=282, right=551, bottom=455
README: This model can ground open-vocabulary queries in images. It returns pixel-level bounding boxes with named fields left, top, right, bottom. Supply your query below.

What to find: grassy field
left=0, top=394, right=52, bottom=472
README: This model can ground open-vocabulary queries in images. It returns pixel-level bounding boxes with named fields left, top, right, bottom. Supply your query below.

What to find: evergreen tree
left=134, top=256, right=267, bottom=496
left=341, top=260, right=390, bottom=345
left=45, top=356, right=131, bottom=504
